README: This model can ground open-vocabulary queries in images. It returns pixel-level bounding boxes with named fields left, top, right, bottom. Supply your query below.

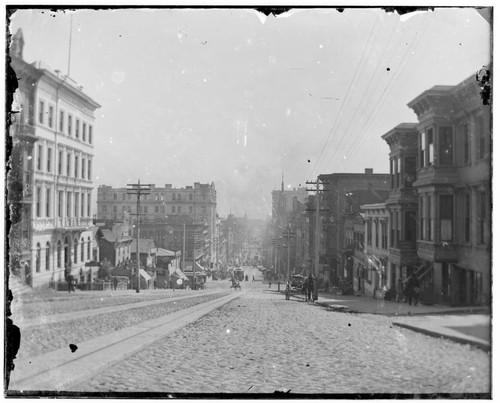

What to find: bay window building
left=408, top=72, right=491, bottom=306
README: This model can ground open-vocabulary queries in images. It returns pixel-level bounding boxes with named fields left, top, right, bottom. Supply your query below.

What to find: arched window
left=81, top=238, right=85, bottom=261
left=46, top=242, right=51, bottom=271
left=74, top=238, right=78, bottom=263
left=113, top=193, right=117, bottom=200
left=88, top=237, right=91, bottom=259
left=57, top=240, right=62, bottom=268
left=171, top=193, right=175, bottom=201
left=36, top=243, right=41, bottom=273
left=122, top=193, right=126, bottom=200
left=177, top=193, right=181, bottom=200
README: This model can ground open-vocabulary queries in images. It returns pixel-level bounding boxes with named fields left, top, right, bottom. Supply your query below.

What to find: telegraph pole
left=127, top=180, right=153, bottom=293
left=306, top=179, right=329, bottom=278
left=282, top=224, right=296, bottom=281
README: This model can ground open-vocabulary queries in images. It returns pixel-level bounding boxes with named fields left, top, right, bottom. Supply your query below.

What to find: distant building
left=96, top=222, right=134, bottom=267
left=270, top=178, right=308, bottom=279
left=96, top=182, right=217, bottom=270
left=360, top=203, right=390, bottom=298
left=9, top=29, right=101, bottom=289
left=317, top=169, right=390, bottom=288
left=131, top=238, right=157, bottom=268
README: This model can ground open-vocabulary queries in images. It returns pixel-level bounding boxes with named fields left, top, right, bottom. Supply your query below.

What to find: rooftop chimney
left=365, top=168, right=373, bottom=174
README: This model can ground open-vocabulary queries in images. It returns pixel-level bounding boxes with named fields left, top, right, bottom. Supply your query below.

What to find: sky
left=7, top=7, right=491, bottom=219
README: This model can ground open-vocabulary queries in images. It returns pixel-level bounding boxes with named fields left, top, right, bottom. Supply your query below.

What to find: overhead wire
left=337, top=16, right=431, bottom=172
left=320, top=18, right=400, bottom=173
left=308, top=15, right=379, bottom=179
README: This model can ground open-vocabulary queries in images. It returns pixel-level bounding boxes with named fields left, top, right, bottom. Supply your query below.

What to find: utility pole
left=127, top=180, right=152, bottom=293
left=182, top=222, right=186, bottom=278
left=306, top=179, right=329, bottom=278
left=271, top=238, right=279, bottom=280
left=282, top=224, right=296, bottom=281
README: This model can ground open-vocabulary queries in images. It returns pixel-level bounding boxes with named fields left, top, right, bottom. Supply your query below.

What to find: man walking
left=406, top=272, right=420, bottom=306
left=64, top=263, right=75, bottom=293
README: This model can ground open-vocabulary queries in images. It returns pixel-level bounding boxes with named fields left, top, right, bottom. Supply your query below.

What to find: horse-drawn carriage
left=285, top=275, right=318, bottom=302
left=230, top=279, right=241, bottom=291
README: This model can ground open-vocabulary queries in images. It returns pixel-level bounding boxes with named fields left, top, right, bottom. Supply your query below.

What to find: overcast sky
left=8, top=7, right=491, bottom=219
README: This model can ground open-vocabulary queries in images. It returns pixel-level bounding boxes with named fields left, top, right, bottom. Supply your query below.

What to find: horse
left=302, top=282, right=311, bottom=302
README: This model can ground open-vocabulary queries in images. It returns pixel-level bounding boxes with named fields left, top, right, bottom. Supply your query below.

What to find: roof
left=184, top=263, right=207, bottom=274
left=99, top=229, right=133, bottom=244
left=152, top=248, right=181, bottom=257
left=168, top=267, right=189, bottom=280
left=130, top=239, right=156, bottom=254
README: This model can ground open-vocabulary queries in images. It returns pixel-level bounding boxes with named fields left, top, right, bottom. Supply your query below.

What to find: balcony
left=417, top=240, right=458, bottom=262
left=413, top=165, right=458, bottom=187
left=13, top=122, right=36, bottom=139
left=388, top=240, right=418, bottom=266
left=33, top=217, right=95, bottom=232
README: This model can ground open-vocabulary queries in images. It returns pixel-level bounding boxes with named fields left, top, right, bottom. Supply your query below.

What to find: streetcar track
left=9, top=290, right=248, bottom=392
left=15, top=290, right=225, bottom=329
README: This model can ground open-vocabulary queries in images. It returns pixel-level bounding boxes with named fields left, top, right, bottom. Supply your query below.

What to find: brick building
left=317, top=169, right=390, bottom=287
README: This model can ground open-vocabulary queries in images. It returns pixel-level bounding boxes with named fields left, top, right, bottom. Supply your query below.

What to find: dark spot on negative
left=386, top=67, right=390, bottom=71
left=69, top=344, right=78, bottom=353
left=348, top=323, right=351, bottom=326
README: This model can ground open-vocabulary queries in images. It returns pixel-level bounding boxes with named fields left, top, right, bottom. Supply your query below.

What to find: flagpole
left=67, top=13, right=73, bottom=76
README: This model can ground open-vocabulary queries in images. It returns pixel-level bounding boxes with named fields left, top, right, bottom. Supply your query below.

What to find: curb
left=392, top=322, right=490, bottom=352
left=314, top=301, right=490, bottom=317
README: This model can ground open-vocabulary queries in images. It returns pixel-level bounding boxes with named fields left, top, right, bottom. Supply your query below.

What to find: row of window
left=347, top=190, right=488, bottom=251
left=35, top=237, right=92, bottom=273
left=36, top=144, right=92, bottom=180
left=35, top=188, right=92, bottom=218
left=365, top=219, right=389, bottom=250
left=101, top=204, right=207, bottom=215
left=109, top=192, right=208, bottom=201
left=389, top=156, right=416, bottom=189
left=418, top=117, right=489, bottom=169
left=38, top=99, right=94, bottom=144
left=419, top=190, right=488, bottom=245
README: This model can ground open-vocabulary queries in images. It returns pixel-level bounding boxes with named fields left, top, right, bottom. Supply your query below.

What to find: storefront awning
left=139, top=268, right=152, bottom=281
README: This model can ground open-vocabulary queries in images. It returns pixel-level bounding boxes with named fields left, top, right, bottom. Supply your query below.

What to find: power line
left=337, top=17, right=430, bottom=172
left=308, top=16, right=379, bottom=179
left=320, top=18, right=400, bottom=173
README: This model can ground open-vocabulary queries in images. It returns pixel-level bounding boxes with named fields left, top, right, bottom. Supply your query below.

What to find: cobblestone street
left=69, top=284, right=489, bottom=395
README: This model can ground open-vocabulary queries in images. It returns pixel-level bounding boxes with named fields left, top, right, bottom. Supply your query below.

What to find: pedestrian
left=252, top=275, right=255, bottom=282
left=112, top=275, right=118, bottom=291
left=407, top=272, right=420, bottom=306
left=64, top=264, right=75, bottom=293
left=312, top=276, right=318, bottom=302
left=396, top=278, right=404, bottom=303
left=306, top=274, right=313, bottom=302
left=268, top=279, right=272, bottom=288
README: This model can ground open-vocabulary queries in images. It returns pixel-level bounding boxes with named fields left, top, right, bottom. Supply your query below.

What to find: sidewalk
left=280, top=288, right=490, bottom=352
